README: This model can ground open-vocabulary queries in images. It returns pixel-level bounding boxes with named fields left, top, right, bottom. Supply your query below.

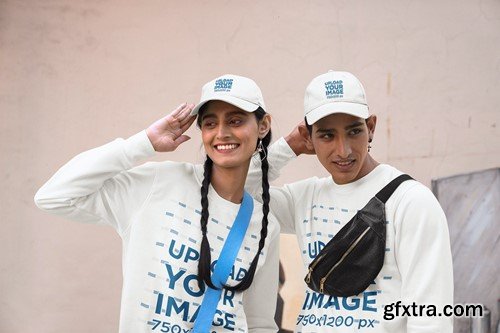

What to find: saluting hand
left=285, top=121, right=316, bottom=156
left=146, top=103, right=197, bottom=152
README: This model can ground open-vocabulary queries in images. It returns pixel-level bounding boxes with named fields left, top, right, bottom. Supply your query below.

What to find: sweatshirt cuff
left=122, top=130, right=156, bottom=166
left=268, top=137, right=297, bottom=167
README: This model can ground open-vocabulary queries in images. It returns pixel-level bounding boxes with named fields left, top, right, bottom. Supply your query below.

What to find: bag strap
left=192, top=191, right=254, bottom=333
left=375, top=174, right=413, bottom=204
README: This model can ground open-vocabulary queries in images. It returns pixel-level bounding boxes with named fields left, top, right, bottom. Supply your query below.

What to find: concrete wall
left=433, top=169, right=500, bottom=332
left=1, top=0, right=499, bottom=331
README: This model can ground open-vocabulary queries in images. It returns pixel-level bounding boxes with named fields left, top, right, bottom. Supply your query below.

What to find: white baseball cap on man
left=191, top=74, right=266, bottom=115
left=304, top=70, right=369, bottom=125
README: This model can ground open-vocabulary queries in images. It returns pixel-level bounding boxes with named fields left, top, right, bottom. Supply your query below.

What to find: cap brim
left=305, top=102, right=369, bottom=125
left=190, top=96, right=260, bottom=116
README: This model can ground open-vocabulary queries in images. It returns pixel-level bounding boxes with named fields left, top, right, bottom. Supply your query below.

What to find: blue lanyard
left=192, top=191, right=254, bottom=333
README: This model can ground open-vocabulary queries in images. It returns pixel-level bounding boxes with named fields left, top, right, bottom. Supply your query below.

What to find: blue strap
left=192, top=191, right=254, bottom=333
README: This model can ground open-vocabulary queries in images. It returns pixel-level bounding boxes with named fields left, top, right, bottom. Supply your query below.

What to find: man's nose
left=336, top=137, right=352, bottom=158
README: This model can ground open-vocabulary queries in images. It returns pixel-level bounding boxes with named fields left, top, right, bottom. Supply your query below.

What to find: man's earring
left=368, top=138, right=373, bottom=152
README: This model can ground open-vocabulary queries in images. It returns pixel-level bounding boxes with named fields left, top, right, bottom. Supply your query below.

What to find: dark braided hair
left=196, top=104, right=272, bottom=291
left=197, top=156, right=215, bottom=288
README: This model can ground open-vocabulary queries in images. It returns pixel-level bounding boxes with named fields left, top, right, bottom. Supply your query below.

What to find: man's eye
left=349, top=128, right=362, bottom=135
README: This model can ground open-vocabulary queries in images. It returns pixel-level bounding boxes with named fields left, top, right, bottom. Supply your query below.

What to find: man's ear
left=366, top=115, right=377, bottom=141
left=298, top=124, right=314, bottom=152
left=258, top=114, right=272, bottom=139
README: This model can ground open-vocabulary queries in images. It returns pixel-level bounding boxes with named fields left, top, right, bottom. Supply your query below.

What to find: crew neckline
left=326, top=164, right=390, bottom=194
left=193, top=164, right=243, bottom=211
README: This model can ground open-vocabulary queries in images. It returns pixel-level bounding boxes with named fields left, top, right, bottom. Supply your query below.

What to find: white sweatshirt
left=253, top=139, right=454, bottom=333
left=34, top=130, right=281, bottom=333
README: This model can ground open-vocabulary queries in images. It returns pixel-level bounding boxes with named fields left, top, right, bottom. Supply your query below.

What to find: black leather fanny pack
left=305, top=174, right=413, bottom=297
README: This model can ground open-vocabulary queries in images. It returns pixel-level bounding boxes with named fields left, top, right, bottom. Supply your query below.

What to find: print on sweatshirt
left=138, top=198, right=260, bottom=332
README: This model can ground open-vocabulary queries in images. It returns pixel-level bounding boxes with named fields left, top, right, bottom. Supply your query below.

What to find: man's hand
left=146, top=103, right=197, bottom=152
left=284, top=121, right=315, bottom=156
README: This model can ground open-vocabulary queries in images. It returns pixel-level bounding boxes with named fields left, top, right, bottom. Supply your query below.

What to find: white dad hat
left=191, top=74, right=266, bottom=115
left=304, top=70, right=369, bottom=125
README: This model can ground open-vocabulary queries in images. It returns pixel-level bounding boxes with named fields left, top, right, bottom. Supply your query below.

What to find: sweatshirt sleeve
left=242, top=232, right=280, bottom=333
left=245, top=137, right=298, bottom=234
left=245, top=137, right=297, bottom=196
left=34, top=130, right=158, bottom=235
left=394, top=184, right=454, bottom=333
left=268, top=185, right=297, bottom=234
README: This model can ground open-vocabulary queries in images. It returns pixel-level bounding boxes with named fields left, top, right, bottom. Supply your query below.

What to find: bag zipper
left=319, top=226, right=371, bottom=293
left=305, top=253, right=325, bottom=283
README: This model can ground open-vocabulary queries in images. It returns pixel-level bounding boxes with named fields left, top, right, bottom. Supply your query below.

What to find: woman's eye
left=202, top=121, right=216, bottom=128
left=229, top=118, right=242, bottom=125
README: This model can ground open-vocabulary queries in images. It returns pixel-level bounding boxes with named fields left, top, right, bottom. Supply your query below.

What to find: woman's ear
left=258, top=114, right=272, bottom=139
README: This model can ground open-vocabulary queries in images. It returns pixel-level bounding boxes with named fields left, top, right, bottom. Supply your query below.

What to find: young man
left=256, top=70, right=454, bottom=332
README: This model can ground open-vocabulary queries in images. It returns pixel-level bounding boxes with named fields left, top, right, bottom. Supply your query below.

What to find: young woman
left=34, top=74, right=280, bottom=332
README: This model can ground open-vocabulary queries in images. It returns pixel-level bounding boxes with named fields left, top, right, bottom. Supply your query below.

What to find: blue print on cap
left=325, top=80, right=343, bottom=99
left=214, top=78, right=233, bottom=92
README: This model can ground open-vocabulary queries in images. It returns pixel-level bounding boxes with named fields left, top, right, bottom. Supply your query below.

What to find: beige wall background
left=1, top=0, right=499, bottom=332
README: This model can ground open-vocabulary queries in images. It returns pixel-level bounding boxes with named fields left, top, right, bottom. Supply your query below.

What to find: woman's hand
left=146, top=103, right=197, bottom=152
